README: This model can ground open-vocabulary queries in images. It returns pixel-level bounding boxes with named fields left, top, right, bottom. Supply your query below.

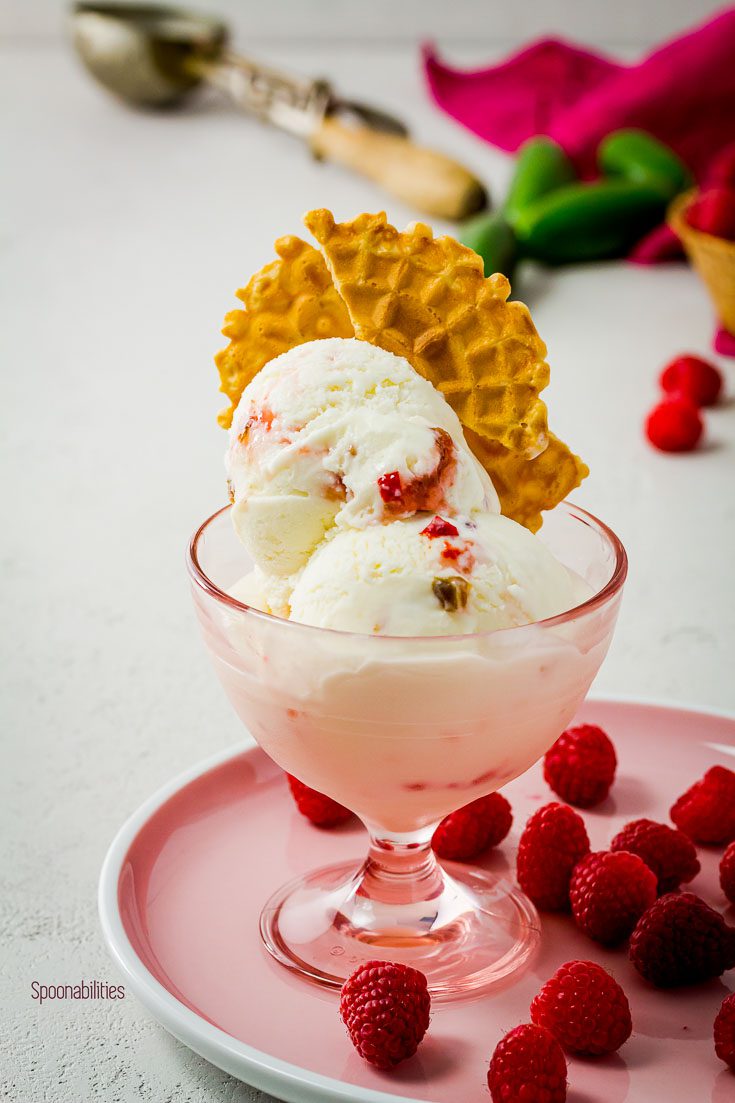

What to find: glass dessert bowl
left=188, top=501, right=626, bottom=1001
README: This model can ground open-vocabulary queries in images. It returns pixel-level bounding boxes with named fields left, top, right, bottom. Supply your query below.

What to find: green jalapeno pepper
left=460, top=210, right=517, bottom=277
left=513, top=178, right=671, bottom=264
left=504, top=137, right=577, bottom=228
left=598, top=129, right=692, bottom=200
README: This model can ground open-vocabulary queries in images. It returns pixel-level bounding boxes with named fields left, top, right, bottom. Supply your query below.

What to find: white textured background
left=1, top=1, right=733, bottom=1101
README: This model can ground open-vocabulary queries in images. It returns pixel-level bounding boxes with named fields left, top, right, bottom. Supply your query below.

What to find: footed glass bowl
left=188, top=502, right=626, bottom=1001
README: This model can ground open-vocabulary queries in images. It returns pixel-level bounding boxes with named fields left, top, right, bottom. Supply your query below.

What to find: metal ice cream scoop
left=71, top=2, right=487, bottom=219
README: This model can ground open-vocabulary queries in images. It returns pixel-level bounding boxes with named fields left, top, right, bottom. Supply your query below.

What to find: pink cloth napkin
left=424, top=8, right=735, bottom=181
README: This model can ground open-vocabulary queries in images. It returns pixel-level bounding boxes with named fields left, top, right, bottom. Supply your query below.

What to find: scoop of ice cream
left=226, top=338, right=498, bottom=575
left=286, top=512, right=580, bottom=636
left=229, top=566, right=293, bottom=620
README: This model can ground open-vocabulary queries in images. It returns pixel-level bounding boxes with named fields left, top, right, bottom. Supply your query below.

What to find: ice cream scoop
left=226, top=338, right=498, bottom=575
left=71, top=3, right=486, bottom=219
left=287, top=513, right=582, bottom=636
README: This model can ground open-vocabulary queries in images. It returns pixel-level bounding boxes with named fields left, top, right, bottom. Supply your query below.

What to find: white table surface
left=2, top=14, right=734, bottom=1103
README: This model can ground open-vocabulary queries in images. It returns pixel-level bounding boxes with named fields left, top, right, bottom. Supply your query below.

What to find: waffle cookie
left=304, top=209, right=550, bottom=459
left=464, top=428, right=588, bottom=534
left=215, top=235, right=354, bottom=428
left=215, top=210, right=587, bottom=529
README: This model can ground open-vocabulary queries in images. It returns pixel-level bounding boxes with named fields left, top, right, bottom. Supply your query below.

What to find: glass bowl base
left=259, top=858, right=540, bottom=1003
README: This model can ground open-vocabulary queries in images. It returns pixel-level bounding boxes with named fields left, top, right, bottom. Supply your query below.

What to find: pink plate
left=99, top=698, right=735, bottom=1103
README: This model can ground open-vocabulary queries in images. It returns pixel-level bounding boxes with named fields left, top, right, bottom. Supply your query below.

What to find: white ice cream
left=225, top=335, right=586, bottom=639
left=288, top=513, right=579, bottom=636
left=226, top=338, right=498, bottom=576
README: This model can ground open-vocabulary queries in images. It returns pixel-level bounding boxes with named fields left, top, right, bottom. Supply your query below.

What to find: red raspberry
left=670, top=765, right=735, bottom=844
left=714, top=992, right=735, bottom=1070
left=377, top=470, right=403, bottom=503
left=530, top=960, right=632, bottom=1056
left=543, top=724, right=617, bottom=808
left=516, top=802, right=590, bottom=911
left=630, top=892, right=735, bottom=987
left=720, top=841, right=735, bottom=904
left=708, top=142, right=735, bottom=188
left=686, top=186, right=735, bottom=241
left=420, top=515, right=459, bottom=538
left=286, top=774, right=351, bottom=827
left=432, top=792, right=512, bottom=861
left=645, top=398, right=703, bottom=452
left=570, top=851, right=657, bottom=945
left=339, top=961, right=430, bottom=1069
left=660, top=354, right=723, bottom=407
left=487, top=1024, right=567, bottom=1103
left=611, top=818, right=700, bottom=894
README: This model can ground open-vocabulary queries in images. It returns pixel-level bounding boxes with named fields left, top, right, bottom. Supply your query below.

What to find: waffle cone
left=670, top=192, right=735, bottom=333
left=215, top=235, right=353, bottom=428
left=304, top=209, right=550, bottom=458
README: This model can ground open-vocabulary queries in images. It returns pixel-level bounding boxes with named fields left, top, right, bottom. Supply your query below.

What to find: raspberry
left=286, top=774, right=351, bottom=827
left=708, top=141, right=735, bottom=187
left=611, top=818, right=700, bottom=894
left=660, top=354, right=723, bottom=407
left=543, top=724, right=617, bottom=808
left=686, top=186, right=735, bottom=241
left=645, top=398, right=703, bottom=452
left=570, top=851, right=657, bottom=945
left=630, top=892, right=735, bottom=987
left=530, top=960, right=632, bottom=1056
left=377, top=470, right=403, bottom=503
left=432, top=792, right=512, bottom=861
left=487, top=1024, right=567, bottom=1103
left=420, top=515, right=459, bottom=539
left=720, top=841, right=735, bottom=904
left=714, top=992, right=735, bottom=1070
left=339, top=961, right=430, bottom=1069
left=670, top=765, right=735, bottom=844
left=516, top=802, right=590, bottom=911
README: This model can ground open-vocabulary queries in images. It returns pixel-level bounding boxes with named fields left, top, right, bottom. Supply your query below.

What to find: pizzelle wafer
left=463, top=428, right=589, bottom=533
left=303, top=209, right=550, bottom=459
left=214, top=235, right=353, bottom=428
left=215, top=210, right=587, bottom=530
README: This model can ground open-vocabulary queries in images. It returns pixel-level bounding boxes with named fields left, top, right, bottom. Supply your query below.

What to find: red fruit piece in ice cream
left=378, top=470, right=403, bottom=503
left=380, top=429, right=458, bottom=515
left=420, top=515, right=459, bottom=538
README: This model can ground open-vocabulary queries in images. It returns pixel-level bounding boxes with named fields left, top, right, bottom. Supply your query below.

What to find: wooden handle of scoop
left=311, top=117, right=487, bottom=220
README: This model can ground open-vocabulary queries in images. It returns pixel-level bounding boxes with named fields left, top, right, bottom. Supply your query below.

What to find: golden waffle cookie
left=465, top=428, right=588, bottom=533
left=304, top=209, right=550, bottom=458
left=215, top=235, right=354, bottom=428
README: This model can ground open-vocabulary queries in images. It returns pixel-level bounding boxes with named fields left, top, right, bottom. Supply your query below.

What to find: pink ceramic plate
left=99, top=698, right=735, bottom=1103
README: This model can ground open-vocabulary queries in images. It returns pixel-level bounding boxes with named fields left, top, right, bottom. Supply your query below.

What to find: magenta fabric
left=628, top=224, right=686, bottom=266
left=714, top=325, right=735, bottom=354
left=423, top=38, right=620, bottom=155
left=424, top=8, right=735, bottom=181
